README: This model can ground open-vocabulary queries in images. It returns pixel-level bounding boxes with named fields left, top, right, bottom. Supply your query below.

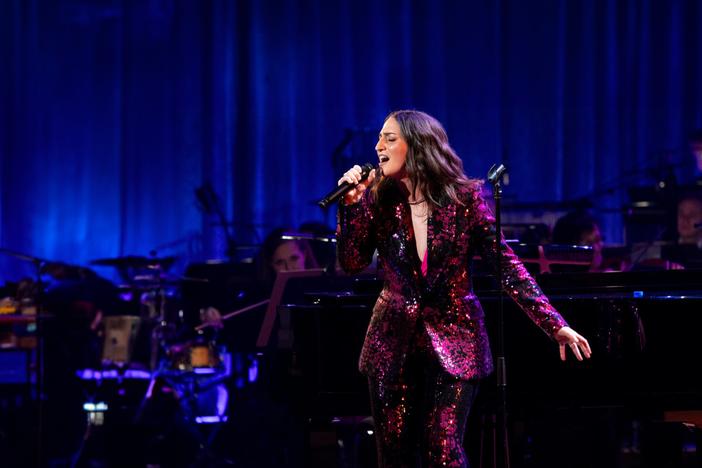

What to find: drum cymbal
left=0, top=248, right=85, bottom=277
left=0, top=247, right=46, bottom=265
left=90, top=255, right=176, bottom=270
left=117, top=273, right=208, bottom=290
left=133, top=273, right=208, bottom=284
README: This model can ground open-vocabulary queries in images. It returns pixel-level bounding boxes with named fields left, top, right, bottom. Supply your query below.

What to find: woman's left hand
left=555, top=326, right=592, bottom=361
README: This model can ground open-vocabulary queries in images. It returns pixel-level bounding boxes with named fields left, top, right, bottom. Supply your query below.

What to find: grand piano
left=255, top=266, right=702, bottom=467
left=266, top=267, right=700, bottom=404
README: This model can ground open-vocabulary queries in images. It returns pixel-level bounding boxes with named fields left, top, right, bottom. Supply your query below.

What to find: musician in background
left=626, top=188, right=702, bottom=270
left=552, top=209, right=606, bottom=272
left=217, top=227, right=320, bottom=467
left=336, top=109, right=591, bottom=467
left=634, top=190, right=702, bottom=270
left=254, top=227, right=319, bottom=282
left=198, top=226, right=320, bottom=345
left=648, top=190, right=702, bottom=270
left=676, top=192, right=702, bottom=247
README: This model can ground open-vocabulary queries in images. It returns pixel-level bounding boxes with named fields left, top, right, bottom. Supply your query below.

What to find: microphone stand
left=195, top=183, right=238, bottom=260
left=487, top=164, right=510, bottom=468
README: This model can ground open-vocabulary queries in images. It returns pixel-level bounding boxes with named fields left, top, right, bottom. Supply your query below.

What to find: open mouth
left=379, top=155, right=390, bottom=163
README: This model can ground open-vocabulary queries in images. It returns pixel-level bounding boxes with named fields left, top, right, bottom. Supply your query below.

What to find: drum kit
left=1, top=248, right=233, bottom=464
left=72, top=255, right=211, bottom=369
left=84, top=255, right=229, bottom=406
left=79, top=254, right=235, bottom=465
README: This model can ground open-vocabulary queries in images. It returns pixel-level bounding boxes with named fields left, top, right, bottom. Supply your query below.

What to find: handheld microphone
left=317, top=163, right=375, bottom=209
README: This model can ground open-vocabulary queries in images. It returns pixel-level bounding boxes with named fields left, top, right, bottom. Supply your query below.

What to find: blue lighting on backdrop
left=1, top=0, right=701, bottom=282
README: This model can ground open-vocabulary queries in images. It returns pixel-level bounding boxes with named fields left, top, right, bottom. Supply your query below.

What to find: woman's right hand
left=338, top=165, right=376, bottom=205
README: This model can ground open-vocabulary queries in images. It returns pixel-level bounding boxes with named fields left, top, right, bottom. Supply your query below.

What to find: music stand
left=256, top=268, right=326, bottom=348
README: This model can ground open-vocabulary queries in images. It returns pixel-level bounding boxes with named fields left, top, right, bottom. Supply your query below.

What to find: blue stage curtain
left=1, top=0, right=701, bottom=280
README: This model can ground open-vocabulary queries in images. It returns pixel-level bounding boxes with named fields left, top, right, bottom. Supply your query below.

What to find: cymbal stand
left=149, top=269, right=174, bottom=371
left=0, top=249, right=50, bottom=467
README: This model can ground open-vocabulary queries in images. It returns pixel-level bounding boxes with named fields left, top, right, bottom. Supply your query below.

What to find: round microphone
left=317, top=163, right=375, bottom=209
left=487, top=163, right=508, bottom=184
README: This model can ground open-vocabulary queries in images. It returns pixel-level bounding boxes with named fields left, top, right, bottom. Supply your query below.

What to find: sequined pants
left=368, top=342, right=479, bottom=468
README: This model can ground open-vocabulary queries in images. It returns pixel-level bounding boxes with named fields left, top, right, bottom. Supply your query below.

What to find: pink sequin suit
left=337, top=180, right=568, bottom=467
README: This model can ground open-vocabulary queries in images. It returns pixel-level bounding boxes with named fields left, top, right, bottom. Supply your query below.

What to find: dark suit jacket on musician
left=337, top=179, right=568, bottom=384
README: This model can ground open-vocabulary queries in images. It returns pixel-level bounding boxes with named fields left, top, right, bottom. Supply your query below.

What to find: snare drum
left=168, top=341, right=220, bottom=372
left=189, top=344, right=219, bottom=368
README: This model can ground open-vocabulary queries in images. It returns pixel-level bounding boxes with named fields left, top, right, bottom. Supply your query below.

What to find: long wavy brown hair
left=371, top=110, right=480, bottom=210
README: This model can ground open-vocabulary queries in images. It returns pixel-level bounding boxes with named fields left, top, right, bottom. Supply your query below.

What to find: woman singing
left=336, top=110, right=591, bottom=467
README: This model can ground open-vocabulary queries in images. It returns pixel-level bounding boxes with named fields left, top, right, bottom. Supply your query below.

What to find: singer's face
left=271, top=241, right=306, bottom=273
left=376, top=117, right=408, bottom=178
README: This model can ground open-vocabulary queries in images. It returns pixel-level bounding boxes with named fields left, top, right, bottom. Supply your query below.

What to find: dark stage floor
left=2, top=367, right=702, bottom=468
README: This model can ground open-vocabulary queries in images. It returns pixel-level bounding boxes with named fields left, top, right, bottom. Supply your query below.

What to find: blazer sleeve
left=336, top=191, right=377, bottom=274
left=467, top=188, right=568, bottom=338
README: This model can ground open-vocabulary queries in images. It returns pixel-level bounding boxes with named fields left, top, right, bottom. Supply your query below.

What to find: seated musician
left=654, top=190, right=702, bottom=270
left=200, top=227, right=319, bottom=333
left=254, top=226, right=319, bottom=282
left=676, top=191, right=702, bottom=247
left=552, top=209, right=606, bottom=272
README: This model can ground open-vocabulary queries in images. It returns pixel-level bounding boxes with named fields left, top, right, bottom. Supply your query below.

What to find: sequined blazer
left=337, top=181, right=568, bottom=383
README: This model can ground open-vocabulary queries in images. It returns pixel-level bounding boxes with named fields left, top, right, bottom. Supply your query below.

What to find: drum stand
left=132, top=354, right=232, bottom=465
left=133, top=276, right=232, bottom=465
left=149, top=285, right=174, bottom=371
left=175, top=373, right=232, bottom=465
